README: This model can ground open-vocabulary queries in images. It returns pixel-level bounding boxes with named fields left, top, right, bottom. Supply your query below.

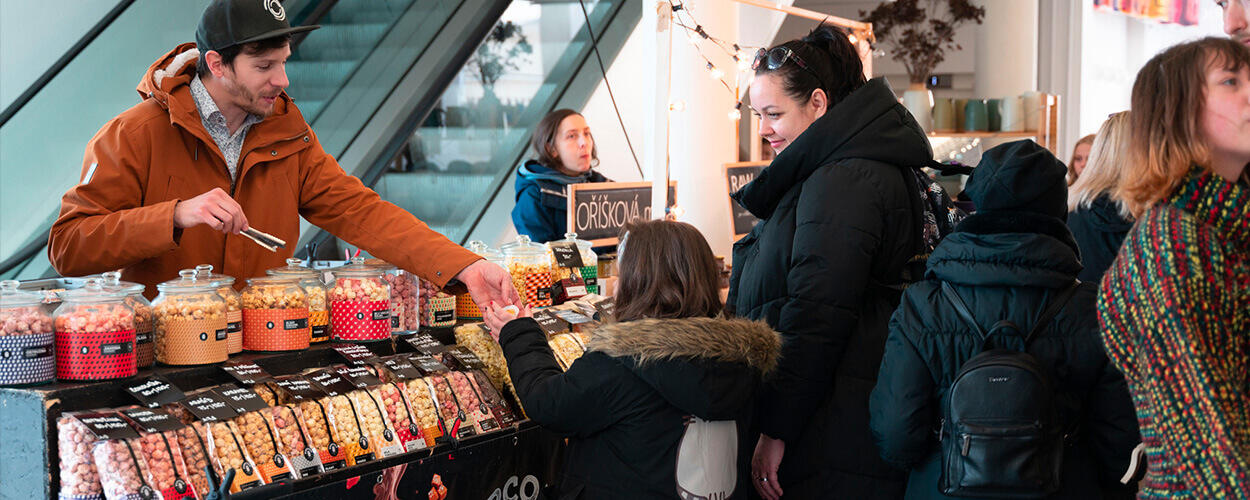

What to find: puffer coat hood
left=512, top=159, right=609, bottom=243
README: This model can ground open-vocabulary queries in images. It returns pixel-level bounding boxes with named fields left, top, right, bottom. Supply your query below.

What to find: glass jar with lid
left=267, top=258, right=330, bottom=344
left=53, top=278, right=136, bottom=381
left=0, top=280, right=56, bottom=386
left=100, top=271, right=155, bottom=369
left=547, top=232, right=600, bottom=295
left=195, top=265, right=243, bottom=354
left=153, top=270, right=229, bottom=365
left=328, top=258, right=391, bottom=342
left=455, top=241, right=504, bottom=320
left=241, top=276, right=310, bottom=351
left=364, top=259, right=417, bottom=334
left=503, top=235, right=553, bottom=307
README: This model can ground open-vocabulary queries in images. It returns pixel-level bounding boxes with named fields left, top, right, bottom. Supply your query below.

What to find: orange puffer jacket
left=49, top=43, right=479, bottom=297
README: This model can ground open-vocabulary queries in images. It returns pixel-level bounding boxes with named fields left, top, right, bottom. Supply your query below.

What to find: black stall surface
left=0, top=327, right=564, bottom=499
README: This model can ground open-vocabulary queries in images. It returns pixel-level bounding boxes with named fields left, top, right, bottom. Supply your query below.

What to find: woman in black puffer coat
left=728, top=26, right=930, bottom=499
left=868, top=141, right=1140, bottom=499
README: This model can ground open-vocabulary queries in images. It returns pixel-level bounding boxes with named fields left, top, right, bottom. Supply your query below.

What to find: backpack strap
left=1021, top=280, right=1081, bottom=346
left=940, top=281, right=986, bottom=342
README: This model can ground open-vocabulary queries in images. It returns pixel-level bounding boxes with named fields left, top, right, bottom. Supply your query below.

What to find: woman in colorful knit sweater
left=1098, top=37, right=1250, bottom=498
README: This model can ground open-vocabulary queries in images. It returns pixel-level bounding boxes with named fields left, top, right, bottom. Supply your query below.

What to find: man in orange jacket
left=49, top=0, right=518, bottom=307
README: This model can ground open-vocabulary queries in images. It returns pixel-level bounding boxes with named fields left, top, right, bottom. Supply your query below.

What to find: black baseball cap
left=196, top=0, right=320, bottom=53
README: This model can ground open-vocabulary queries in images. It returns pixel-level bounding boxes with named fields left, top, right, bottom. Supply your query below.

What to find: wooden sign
left=566, top=181, right=677, bottom=247
left=725, top=162, right=768, bottom=239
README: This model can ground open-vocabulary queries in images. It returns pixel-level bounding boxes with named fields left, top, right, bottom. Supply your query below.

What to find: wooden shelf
left=928, top=131, right=1041, bottom=139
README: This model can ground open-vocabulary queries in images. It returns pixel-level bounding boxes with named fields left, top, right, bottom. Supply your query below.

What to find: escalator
left=0, top=0, right=639, bottom=279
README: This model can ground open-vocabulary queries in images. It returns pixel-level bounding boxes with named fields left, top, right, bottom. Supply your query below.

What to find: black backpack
left=937, top=281, right=1079, bottom=498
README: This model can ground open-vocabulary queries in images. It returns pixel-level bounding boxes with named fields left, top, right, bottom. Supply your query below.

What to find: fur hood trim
left=153, top=48, right=199, bottom=90
left=587, top=317, right=781, bottom=374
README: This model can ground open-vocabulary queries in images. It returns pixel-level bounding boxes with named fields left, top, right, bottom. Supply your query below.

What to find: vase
left=986, top=99, right=1002, bottom=132
left=1021, top=91, right=1042, bottom=132
left=902, top=83, right=933, bottom=132
left=955, top=99, right=969, bottom=131
left=964, top=99, right=988, bottom=132
left=932, top=98, right=956, bottom=132
left=1000, top=96, right=1025, bottom=132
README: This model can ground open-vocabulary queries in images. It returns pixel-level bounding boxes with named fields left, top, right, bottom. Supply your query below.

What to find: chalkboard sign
left=725, top=162, right=768, bottom=238
left=566, top=182, right=677, bottom=247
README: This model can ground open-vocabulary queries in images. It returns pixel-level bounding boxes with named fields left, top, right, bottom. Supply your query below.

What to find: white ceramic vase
left=1000, top=96, right=1025, bottom=132
left=902, top=85, right=933, bottom=132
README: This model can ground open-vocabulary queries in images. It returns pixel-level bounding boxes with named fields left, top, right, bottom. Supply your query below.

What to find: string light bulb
left=709, top=66, right=724, bottom=80
left=670, top=100, right=687, bottom=112
left=728, top=108, right=742, bottom=120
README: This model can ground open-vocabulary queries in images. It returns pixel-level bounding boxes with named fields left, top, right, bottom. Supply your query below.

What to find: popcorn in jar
left=195, top=265, right=243, bottom=354
left=367, top=260, right=418, bottom=333
left=266, top=259, right=330, bottom=343
left=329, top=260, right=391, bottom=343
left=54, top=279, right=136, bottom=381
left=0, top=280, right=56, bottom=387
left=153, top=270, right=229, bottom=366
left=504, top=235, right=553, bottom=307
left=241, top=277, right=310, bottom=352
left=101, top=272, right=155, bottom=369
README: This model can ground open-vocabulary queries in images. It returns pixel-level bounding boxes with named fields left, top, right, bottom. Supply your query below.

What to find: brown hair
left=1119, top=37, right=1250, bottom=217
left=1067, top=134, right=1095, bottom=187
left=614, top=220, right=722, bottom=322
left=197, top=34, right=292, bottom=78
left=530, top=109, right=598, bottom=172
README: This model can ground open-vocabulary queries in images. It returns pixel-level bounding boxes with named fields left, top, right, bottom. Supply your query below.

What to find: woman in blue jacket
left=511, top=109, right=610, bottom=243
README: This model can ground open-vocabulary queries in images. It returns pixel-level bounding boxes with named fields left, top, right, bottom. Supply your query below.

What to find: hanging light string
left=665, top=0, right=762, bottom=118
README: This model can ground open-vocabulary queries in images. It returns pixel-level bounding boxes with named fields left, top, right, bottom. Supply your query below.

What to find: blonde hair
left=1067, top=134, right=1095, bottom=187
left=1068, top=112, right=1132, bottom=218
left=1119, top=37, right=1250, bottom=217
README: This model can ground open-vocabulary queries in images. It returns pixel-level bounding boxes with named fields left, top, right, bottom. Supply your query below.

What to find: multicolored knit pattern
left=1098, top=167, right=1249, bottom=499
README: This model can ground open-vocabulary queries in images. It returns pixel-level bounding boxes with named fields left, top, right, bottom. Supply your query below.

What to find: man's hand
left=174, top=188, right=249, bottom=234
left=482, top=303, right=530, bottom=341
left=454, top=259, right=521, bottom=310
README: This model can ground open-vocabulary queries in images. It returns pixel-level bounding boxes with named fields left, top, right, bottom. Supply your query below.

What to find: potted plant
left=860, top=0, right=985, bottom=131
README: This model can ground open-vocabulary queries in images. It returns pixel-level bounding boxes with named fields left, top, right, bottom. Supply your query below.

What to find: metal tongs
left=241, top=227, right=286, bottom=252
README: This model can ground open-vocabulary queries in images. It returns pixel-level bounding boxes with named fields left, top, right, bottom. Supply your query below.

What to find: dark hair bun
left=758, top=24, right=865, bottom=106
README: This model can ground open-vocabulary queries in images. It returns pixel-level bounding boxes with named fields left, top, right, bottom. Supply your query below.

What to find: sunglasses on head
left=752, top=47, right=821, bottom=81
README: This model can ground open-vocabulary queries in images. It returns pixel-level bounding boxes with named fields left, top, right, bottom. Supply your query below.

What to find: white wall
left=1076, top=2, right=1225, bottom=146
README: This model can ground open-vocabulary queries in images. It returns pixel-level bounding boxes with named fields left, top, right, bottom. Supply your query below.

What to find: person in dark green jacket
left=729, top=25, right=929, bottom=500
left=868, top=140, right=1140, bottom=499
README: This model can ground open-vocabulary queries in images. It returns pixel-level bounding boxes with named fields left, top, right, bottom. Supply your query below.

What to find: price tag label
left=552, top=309, right=594, bottom=325
left=549, top=242, right=585, bottom=268
left=123, top=375, right=185, bottom=408
left=331, top=343, right=378, bottom=365
left=212, top=386, right=269, bottom=413
left=180, top=391, right=237, bottom=422
left=533, top=310, right=570, bottom=335
left=335, top=364, right=384, bottom=388
left=272, top=375, right=323, bottom=401
left=76, top=412, right=140, bottom=440
left=407, top=353, right=449, bottom=375
left=380, top=356, right=423, bottom=381
left=221, top=362, right=272, bottom=385
left=307, top=368, right=355, bottom=397
left=404, top=333, right=443, bottom=354
left=447, top=346, right=488, bottom=371
left=120, top=408, right=184, bottom=434
left=594, top=297, right=616, bottom=321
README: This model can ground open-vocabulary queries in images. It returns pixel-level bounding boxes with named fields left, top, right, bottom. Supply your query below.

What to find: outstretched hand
left=454, top=260, right=521, bottom=309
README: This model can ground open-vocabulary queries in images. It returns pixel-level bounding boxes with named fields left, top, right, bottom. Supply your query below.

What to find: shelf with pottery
left=923, top=92, right=1061, bottom=155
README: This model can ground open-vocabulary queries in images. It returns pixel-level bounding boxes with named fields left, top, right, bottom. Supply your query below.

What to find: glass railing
left=372, top=0, right=621, bottom=244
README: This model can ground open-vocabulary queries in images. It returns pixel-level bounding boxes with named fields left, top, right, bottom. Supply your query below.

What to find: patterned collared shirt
left=189, top=75, right=263, bottom=183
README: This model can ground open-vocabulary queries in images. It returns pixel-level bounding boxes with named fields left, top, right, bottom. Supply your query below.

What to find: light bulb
left=728, top=108, right=742, bottom=120
left=709, top=67, right=724, bottom=80
left=670, top=101, right=687, bottom=112
left=738, top=56, right=752, bottom=71
left=848, top=34, right=858, bottom=44
left=669, top=205, right=687, bottom=218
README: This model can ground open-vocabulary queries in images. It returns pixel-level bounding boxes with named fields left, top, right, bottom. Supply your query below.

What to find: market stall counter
left=0, top=327, right=565, bottom=500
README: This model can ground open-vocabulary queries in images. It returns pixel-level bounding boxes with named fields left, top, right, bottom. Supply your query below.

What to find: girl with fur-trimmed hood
left=483, top=220, right=781, bottom=500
